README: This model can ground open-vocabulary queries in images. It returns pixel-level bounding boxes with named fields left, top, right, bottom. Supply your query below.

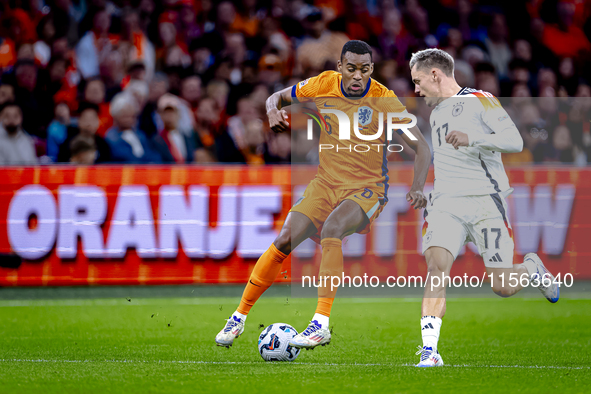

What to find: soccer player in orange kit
left=215, top=40, right=431, bottom=349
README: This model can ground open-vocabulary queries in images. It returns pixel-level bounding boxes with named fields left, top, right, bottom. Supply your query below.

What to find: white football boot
left=416, top=346, right=444, bottom=367
left=215, top=316, right=245, bottom=347
left=524, top=253, right=559, bottom=303
left=289, top=320, right=331, bottom=349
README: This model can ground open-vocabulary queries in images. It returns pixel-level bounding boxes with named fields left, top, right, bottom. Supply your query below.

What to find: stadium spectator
left=153, top=94, right=196, bottom=163
left=10, top=59, right=53, bottom=138
left=189, top=38, right=214, bottom=76
left=206, top=79, right=230, bottom=117
left=220, top=97, right=265, bottom=164
left=193, top=97, right=223, bottom=163
left=83, top=78, right=112, bottom=137
left=180, top=75, right=203, bottom=123
left=34, top=15, right=57, bottom=68
left=378, top=9, right=412, bottom=66
left=558, top=57, right=578, bottom=96
left=120, top=9, right=156, bottom=81
left=124, top=80, right=150, bottom=112
left=295, top=8, right=349, bottom=77
left=548, top=124, right=576, bottom=163
left=76, top=8, right=117, bottom=79
left=57, top=102, right=111, bottom=164
left=0, top=103, right=37, bottom=165
left=484, top=14, right=512, bottom=79
left=46, top=102, right=71, bottom=162
left=538, top=68, right=558, bottom=94
left=453, top=59, right=475, bottom=88
left=179, top=1, right=202, bottom=44
left=69, top=135, right=98, bottom=165
left=541, top=0, right=591, bottom=60
left=0, top=84, right=15, bottom=106
left=105, top=92, right=162, bottom=163
left=0, top=0, right=589, bottom=166
left=157, top=11, right=192, bottom=69
left=474, top=62, right=500, bottom=97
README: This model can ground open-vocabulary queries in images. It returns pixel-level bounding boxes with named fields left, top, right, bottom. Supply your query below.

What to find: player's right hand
left=268, top=108, right=289, bottom=133
left=406, top=189, right=427, bottom=209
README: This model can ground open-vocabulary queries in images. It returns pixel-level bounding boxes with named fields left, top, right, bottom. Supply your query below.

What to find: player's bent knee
left=425, top=247, right=454, bottom=273
left=320, top=221, right=346, bottom=240
left=273, top=230, right=292, bottom=255
left=426, top=258, right=452, bottom=277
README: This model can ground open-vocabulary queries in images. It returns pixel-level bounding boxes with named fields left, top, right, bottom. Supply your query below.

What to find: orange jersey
left=292, top=70, right=409, bottom=192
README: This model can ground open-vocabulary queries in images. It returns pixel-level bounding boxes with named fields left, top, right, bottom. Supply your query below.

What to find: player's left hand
left=406, top=189, right=427, bottom=209
left=445, top=130, right=469, bottom=149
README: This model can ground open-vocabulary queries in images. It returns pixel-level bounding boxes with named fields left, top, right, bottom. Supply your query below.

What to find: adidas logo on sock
left=422, top=323, right=434, bottom=330
left=489, top=253, right=503, bottom=263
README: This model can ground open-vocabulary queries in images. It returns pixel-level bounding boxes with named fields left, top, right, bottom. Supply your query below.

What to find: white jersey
left=429, top=87, right=523, bottom=200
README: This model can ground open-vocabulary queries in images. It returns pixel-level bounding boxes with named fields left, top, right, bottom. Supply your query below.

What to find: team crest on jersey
left=452, top=102, right=464, bottom=117
left=299, top=79, right=310, bottom=88
left=425, top=231, right=432, bottom=243
left=358, top=106, right=373, bottom=126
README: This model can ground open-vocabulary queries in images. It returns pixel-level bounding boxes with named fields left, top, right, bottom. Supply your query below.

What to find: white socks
left=232, top=311, right=247, bottom=322
left=312, top=313, right=329, bottom=328
left=421, top=316, right=442, bottom=350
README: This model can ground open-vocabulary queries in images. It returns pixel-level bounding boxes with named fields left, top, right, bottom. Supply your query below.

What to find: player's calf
left=489, top=271, right=523, bottom=298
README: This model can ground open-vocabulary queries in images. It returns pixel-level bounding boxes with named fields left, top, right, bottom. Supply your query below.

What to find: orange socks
left=236, top=238, right=342, bottom=322
left=237, top=244, right=287, bottom=315
left=315, top=238, right=343, bottom=317
left=315, top=298, right=335, bottom=317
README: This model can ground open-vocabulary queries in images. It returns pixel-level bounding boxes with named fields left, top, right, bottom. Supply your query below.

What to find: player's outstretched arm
left=266, top=86, right=294, bottom=133
left=398, top=125, right=431, bottom=209
left=446, top=100, right=524, bottom=152
left=445, top=125, right=523, bottom=153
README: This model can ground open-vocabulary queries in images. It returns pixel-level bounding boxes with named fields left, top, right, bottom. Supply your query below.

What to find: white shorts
left=421, top=193, right=514, bottom=268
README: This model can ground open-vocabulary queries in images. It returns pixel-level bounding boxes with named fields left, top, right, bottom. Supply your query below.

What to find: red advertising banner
left=0, top=165, right=589, bottom=286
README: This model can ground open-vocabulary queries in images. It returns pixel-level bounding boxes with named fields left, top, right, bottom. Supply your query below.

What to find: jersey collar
left=340, top=78, right=371, bottom=99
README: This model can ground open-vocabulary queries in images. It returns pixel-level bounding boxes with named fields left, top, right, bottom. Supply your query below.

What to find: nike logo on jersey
left=323, top=103, right=336, bottom=107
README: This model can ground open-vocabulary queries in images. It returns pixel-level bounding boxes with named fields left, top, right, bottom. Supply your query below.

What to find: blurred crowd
left=0, top=0, right=590, bottom=166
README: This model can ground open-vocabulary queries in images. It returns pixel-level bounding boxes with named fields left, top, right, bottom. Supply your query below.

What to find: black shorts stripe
left=490, top=192, right=508, bottom=223
left=479, top=153, right=501, bottom=193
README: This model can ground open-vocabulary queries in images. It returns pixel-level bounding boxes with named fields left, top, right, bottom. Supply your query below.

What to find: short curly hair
left=341, top=40, right=373, bottom=62
left=409, top=48, right=455, bottom=77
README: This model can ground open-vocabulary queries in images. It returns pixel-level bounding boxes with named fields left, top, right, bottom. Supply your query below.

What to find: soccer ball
left=257, top=323, right=301, bottom=362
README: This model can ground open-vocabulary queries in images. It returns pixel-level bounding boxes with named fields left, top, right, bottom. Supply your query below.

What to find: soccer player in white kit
left=409, top=49, right=560, bottom=367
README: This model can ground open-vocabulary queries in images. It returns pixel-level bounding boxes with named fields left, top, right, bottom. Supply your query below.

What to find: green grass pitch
left=0, top=290, right=590, bottom=393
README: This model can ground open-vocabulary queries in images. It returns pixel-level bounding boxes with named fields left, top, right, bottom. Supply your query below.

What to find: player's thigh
left=424, top=246, right=455, bottom=275
left=274, top=212, right=318, bottom=255
left=470, top=217, right=514, bottom=269
left=289, top=179, right=335, bottom=231
left=422, top=210, right=467, bottom=262
left=320, top=199, right=368, bottom=240
left=342, top=187, right=386, bottom=233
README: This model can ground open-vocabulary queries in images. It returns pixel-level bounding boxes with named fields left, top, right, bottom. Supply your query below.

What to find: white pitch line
left=1, top=296, right=590, bottom=308
left=0, top=359, right=588, bottom=370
